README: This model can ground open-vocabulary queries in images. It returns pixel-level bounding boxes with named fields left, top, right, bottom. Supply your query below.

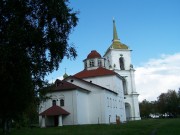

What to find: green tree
left=157, top=90, right=179, bottom=117
left=157, top=93, right=167, bottom=116
left=139, top=99, right=151, bottom=118
left=178, top=88, right=180, bottom=115
left=166, top=90, right=179, bottom=116
left=0, top=0, right=78, bottom=133
left=149, top=101, right=159, bottom=117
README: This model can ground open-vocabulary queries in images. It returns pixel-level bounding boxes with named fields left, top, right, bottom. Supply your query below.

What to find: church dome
left=87, top=50, right=101, bottom=59
left=63, top=73, right=68, bottom=79
left=111, top=41, right=128, bottom=49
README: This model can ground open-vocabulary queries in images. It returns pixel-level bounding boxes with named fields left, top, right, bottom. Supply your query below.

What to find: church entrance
left=54, top=115, right=59, bottom=127
left=125, top=103, right=131, bottom=121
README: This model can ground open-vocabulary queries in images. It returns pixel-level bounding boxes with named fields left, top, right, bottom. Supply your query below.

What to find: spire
left=110, top=19, right=128, bottom=49
left=113, top=19, right=120, bottom=42
left=63, top=68, right=68, bottom=79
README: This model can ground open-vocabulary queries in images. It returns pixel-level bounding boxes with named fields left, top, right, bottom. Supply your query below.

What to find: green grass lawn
left=1, top=118, right=180, bottom=135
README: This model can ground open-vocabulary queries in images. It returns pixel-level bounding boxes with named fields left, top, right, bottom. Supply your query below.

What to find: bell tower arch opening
left=119, top=55, right=125, bottom=70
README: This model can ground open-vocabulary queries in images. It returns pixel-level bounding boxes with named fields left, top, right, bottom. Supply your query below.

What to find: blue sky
left=46, top=0, right=180, bottom=101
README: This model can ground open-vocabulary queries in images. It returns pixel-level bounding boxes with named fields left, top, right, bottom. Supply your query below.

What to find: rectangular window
left=89, top=60, right=94, bottom=67
left=110, top=98, right=112, bottom=108
left=107, top=97, right=109, bottom=107
left=123, top=80, right=128, bottom=95
left=84, top=62, right=87, bottom=69
left=60, top=99, right=64, bottom=106
left=98, top=60, right=102, bottom=67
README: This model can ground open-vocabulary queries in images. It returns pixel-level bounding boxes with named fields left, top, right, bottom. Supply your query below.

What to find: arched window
left=119, top=56, right=125, bottom=70
left=60, top=99, right=64, bottom=106
left=52, top=100, right=56, bottom=106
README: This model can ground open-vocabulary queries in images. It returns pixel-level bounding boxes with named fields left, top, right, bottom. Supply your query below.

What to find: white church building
left=39, top=20, right=141, bottom=127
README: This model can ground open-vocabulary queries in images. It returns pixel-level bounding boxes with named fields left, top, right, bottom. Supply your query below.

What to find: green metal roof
left=63, top=73, right=68, bottom=79
left=111, top=41, right=128, bottom=49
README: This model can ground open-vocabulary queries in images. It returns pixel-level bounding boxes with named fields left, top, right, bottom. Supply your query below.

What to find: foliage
left=139, top=99, right=151, bottom=118
left=0, top=48, right=34, bottom=133
left=158, top=90, right=179, bottom=116
left=14, top=99, right=39, bottom=128
left=0, top=0, right=78, bottom=133
left=139, top=89, right=180, bottom=118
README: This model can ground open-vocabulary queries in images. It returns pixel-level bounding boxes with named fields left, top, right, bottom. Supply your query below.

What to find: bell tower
left=104, top=20, right=141, bottom=120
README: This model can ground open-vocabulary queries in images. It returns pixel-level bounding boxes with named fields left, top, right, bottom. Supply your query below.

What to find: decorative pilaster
left=41, top=116, right=46, bottom=128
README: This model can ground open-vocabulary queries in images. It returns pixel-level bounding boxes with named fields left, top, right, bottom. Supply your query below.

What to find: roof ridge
left=74, top=67, right=116, bottom=78
left=39, top=105, right=70, bottom=116
left=52, top=79, right=90, bottom=92
left=64, top=76, right=118, bottom=95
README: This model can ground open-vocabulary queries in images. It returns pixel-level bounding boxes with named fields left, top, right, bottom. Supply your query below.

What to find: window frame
left=89, top=59, right=94, bottom=67
left=60, top=99, right=64, bottom=107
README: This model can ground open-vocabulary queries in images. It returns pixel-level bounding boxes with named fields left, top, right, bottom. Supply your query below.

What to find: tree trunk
left=2, top=118, right=10, bottom=135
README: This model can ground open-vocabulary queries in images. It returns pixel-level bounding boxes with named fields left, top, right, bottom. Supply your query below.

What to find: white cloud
left=48, top=76, right=63, bottom=84
left=135, top=53, right=180, bottom=102
left=57, top=76, right=64, bottom=80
